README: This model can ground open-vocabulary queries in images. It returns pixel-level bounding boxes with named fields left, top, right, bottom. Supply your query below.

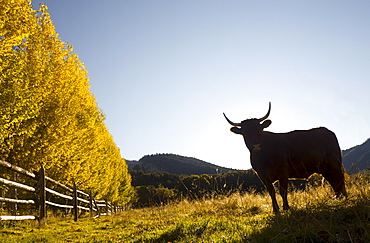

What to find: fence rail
left=0, top=160, right=123, bottom=222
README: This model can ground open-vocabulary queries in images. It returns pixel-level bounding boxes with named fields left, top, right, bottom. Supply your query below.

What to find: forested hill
left=343, top=138, right=370, bottom=174
left=128, top=154, right=234, bottom=175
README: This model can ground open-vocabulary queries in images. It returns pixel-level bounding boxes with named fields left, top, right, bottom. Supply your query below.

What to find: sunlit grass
left=1, top=174, right=369, bottom=242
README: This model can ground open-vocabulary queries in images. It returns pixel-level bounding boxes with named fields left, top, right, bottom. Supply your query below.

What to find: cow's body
left=224, top=103, right=347, bottom=212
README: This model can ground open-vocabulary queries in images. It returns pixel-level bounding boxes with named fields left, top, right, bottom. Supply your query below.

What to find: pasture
left=1, top=174, right=369, bottom=242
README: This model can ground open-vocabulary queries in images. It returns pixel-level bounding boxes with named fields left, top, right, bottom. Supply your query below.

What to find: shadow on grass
left=143, top=220, right=209, bottom=243
left=250, top=202, right=370, bottom=242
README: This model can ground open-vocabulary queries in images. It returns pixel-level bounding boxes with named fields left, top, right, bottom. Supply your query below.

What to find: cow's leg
left=326, top=154, right=348, bottom=197
left=332, top=172, right=347, bottom=198
left=322, top=172, right=346, bottom=198
left=334, top=166, right=348, bottom=197
left=278, top=179, right=290, bottom=210
left=336, top=175, right=347, bottom=197
left=265, top=182, right=279, bottom=213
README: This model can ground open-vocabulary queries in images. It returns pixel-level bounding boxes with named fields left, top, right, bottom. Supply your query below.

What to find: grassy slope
left=1, top=175, right=369, bottom=243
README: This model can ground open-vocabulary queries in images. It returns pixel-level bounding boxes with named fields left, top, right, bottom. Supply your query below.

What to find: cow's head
left=224, top=102, right=271, bottom=152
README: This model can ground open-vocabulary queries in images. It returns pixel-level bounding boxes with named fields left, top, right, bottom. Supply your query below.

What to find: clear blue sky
left=32, top=0, right=370, bottom=170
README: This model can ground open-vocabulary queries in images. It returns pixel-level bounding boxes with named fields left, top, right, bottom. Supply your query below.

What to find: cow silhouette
left=224, top=102, right=347, bottom=212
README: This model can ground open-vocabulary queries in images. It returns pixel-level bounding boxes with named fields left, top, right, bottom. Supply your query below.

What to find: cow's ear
left=231, top=127, right=242, bottom=134
left=261, top=120, right=271, bottom=129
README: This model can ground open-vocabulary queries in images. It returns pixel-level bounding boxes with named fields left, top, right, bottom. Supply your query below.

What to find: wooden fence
left=0, top=160, right=123, bottom=222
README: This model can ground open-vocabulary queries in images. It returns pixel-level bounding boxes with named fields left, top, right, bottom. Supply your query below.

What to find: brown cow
left=224, top=102, right=347, bottom=212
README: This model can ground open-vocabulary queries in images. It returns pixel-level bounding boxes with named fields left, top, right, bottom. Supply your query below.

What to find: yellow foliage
left=0, top=1, right=133, bottom=203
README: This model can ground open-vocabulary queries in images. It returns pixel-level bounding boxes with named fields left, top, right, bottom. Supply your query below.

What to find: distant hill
left=342, top=138, right=370, bottom=174
left=130, top=153, right=234, bottom=175
left=126, top=160, right=139, bottom=169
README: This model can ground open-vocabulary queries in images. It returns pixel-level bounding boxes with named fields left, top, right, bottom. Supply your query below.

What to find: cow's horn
left=223, top=113, right=241, bottom=126
left=258, top=102, right=271, bottom=121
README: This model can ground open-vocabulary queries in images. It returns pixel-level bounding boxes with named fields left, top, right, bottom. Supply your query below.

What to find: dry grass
left=1, top=174, right=369, bottom=242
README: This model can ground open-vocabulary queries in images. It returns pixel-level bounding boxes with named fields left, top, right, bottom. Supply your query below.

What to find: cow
left=223, top=102, right=347, bottom=213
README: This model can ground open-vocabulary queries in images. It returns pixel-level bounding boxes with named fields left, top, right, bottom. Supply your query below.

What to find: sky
left=32, top=0, right=370, bottom=170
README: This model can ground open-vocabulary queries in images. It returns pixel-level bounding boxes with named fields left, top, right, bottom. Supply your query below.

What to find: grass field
left=1, top=174, right=369, bottom=242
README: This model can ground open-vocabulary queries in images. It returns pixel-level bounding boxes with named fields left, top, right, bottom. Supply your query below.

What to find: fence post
left=92, top=196, right=100, bottom=217
left=89, top=190, right=93, bottom=218
left=38, top=166, right=46, bottom=221
left=10, top=174, right=18, bottom=216
left=0, top=189, right=4, bottom=212
left=105, top=199, right=109, bottom=215
left=73, top=182, right=78, bottom=222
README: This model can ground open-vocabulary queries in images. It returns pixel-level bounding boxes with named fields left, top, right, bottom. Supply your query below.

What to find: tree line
left=129, top=169, right=327, bottom=207
left=130, top=170, right=266, bottom=207
left=0, top=1, right=133, bottom=204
